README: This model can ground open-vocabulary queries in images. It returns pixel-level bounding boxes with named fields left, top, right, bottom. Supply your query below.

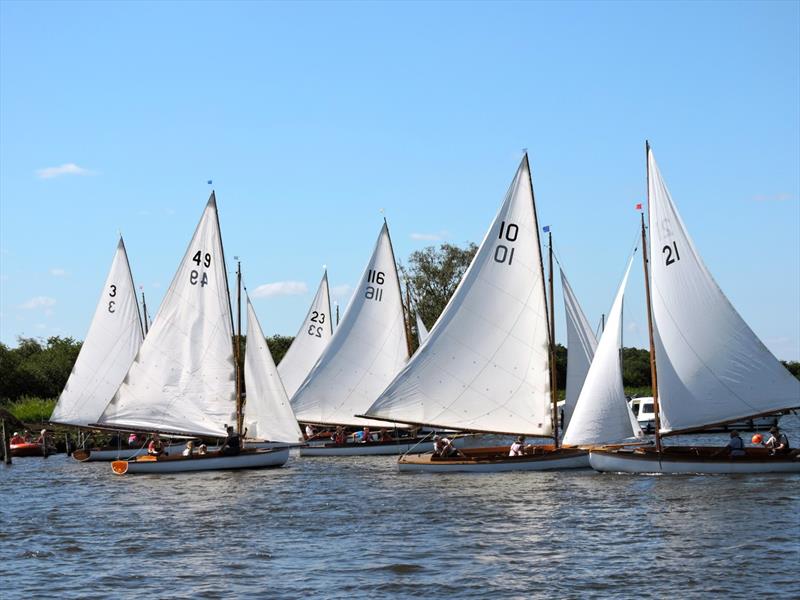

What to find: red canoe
left=10, top=442, right=45, bottom=457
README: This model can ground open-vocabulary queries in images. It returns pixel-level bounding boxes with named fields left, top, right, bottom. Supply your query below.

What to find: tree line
left=2, top=242, right=798, bottom=404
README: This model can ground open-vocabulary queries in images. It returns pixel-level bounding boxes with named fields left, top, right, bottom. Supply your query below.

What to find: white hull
left=398, top=449, right=590, bottom=473
left=75, top=443, right=189, bottom=462
left=112, top=448, right=289, bottom=474
left=589, top=448, right=800, bottom=474
left=300, top=440, right=434, bottom=457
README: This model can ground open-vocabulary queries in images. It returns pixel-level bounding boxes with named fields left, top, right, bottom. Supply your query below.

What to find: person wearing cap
left=10, top=432, right=25, bottom=445
left=724, top=431, right=746, bottom=458
left=762, top=426, right=790, bottom=456
left=509, top=436, right=526, bottom=457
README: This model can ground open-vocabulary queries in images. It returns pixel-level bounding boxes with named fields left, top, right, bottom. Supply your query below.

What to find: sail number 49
left=494, top=221, right=518, bottom=266
left=190, top=250, right=212, bottom=287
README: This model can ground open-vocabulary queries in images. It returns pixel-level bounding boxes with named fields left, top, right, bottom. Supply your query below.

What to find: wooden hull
left=398, top=446, right=590, bottom=473
left=589, top=446, right=800, bottom=474
left=111, top=448, right=289, bottom=474
left=300, top=439, right=434, bottom=457
left=73, top=443, right=186, bottom=462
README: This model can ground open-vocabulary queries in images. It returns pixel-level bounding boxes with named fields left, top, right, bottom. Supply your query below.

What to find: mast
left=141, top=290, right=149, bottom=335
left=335, top=302, right=340, bottom=325
left=404, top=279, right=415, bottom=355
left=235, top=260, right=243, bottom=435
left=547, top=230, right=559, bottom=448
left=383, top=217, right=411, bottom=359
left=642, top=140, right=663, bottom=452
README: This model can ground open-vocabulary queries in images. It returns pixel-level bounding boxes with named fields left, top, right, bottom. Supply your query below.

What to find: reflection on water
left=1, top=417, right=798, bottom=598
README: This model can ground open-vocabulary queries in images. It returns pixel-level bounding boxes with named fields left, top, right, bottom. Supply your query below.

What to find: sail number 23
left=662, top=241, right=680, bottom=266
left=308, top=311, right=326, bottom=337
left=494, top=221, right=518, bottom=266
left=190, top=250, right=212, bottom=287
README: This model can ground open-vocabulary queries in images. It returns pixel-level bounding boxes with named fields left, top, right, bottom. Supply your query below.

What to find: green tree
left=400, top=242, right=478, bottom=351
left=267, top=335, right=295, bottom=365
left=0, top=336, right=82, bottom=403
left=781, top=361, right=800, bottom=380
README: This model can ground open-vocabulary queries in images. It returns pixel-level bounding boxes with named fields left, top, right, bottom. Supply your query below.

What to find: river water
left=2, top=418, right=798, bottom=599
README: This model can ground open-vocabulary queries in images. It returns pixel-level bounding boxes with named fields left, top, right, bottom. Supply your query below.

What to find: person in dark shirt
left=762, top=426, right=791, bottom=456
left=220, top=425, right=241, bottom=456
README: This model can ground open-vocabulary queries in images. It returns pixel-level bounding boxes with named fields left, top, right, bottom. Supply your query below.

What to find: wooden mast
left=642, top=140, right=663, bottom=453
left=235, top=260, right=243, bottom=435
left=141, top=291, right=149, bottom=335
left=404, top=279, right=415, bottom=356
left=548, top=230, right=559, bottom=448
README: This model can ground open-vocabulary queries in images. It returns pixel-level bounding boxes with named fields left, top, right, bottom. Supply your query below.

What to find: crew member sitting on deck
left=305, top=424, right=315, bottom=440
left=220, top=425, right=241, bottom=456
left=147, top=433, right=165, bottom=457
left=433, top=435, right=458, bottom=457
left=380, top=429, right=392, bottom=442
left=182, top=440, right=195, bottom=457
left=10, top=432, right=25, bottom=445
left=198, top=443, right=208, bottom=455
left=333, top=426, right=346, bottom=445
left=509, top=436, right=526, bottom=457
left=361, top=427, right=371, bottom=443
left=762, top=426, right=791, bottom=456
left=128, top=432, right=139, bottom=446
left=725, top=431, right=746, bottom=457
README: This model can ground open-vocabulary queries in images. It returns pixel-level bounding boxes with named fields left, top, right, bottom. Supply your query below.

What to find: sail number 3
left=495, top=221, right=518, bottom=266
left=108, top=284, right=117, bottom=313
left=365, top=269, right=385, bottom=302
left=308, top=311, right=326, bottom=337
left=662, top=241, right=680, bottom=266
left=190, top=250, right=212, bottom=287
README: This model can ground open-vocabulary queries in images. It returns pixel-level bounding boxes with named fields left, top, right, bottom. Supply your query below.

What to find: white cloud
left=410, top=230, right=449, bottom=241
left=36, top=163, right=96, bottom=179
left=35, top=323, right=47, bottom=330
left=250, top=280, right=308, bottom=298
left=50, top=268, right=67, bottom=277
left=20, top=296, right=56, bottom=309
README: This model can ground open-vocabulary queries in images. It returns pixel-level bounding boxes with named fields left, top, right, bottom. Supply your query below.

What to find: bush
left=7, top=396, right=57, bottom=424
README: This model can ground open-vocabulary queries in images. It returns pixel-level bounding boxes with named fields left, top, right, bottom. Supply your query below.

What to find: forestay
left=648, top=149, right=800, bottom=433
left=560, top=268, right=597, bottom=429
left=562, top=257, right=643, bottom=446
left=243, top=298, right=304, bottom=443
left=99, top=193, right=237, bottom=437
left=290, top=223, right=409, bottom=427
left=277, top=270, right=333, bottom=398
left=51, top=238, right=144, bottom=427
left=364, top=156, right=553, bottom=436
left=415, top=311, right=429, bottom=345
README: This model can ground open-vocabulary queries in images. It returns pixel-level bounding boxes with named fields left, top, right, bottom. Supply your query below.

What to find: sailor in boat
left=333, top=426, right=346, bottom=445
left=127, top=432, right=139, bottom=446
left=198, top=443, right=208, bottom=455
left=147, top=434, right=166, bottom=457
left=10, top=432, right=25, bottom=445
left=220, top=425, right=241, bottom=456
left=304, top=424, right=315, bottom=440
left=762, top=426, right=791, bottom=456
left=432, top=435, right=459, bottom=458
left=360, top=427, right=371, bottom=443
left=720, top=431, right=746, bottom=458
left=509, top=436, right=526, bottom=457
left=182, top=441, right=195, bottom=457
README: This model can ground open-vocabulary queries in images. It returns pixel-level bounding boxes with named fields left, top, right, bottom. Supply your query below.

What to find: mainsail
left=648, top=149, right=800, bottom=433
left=560, top=267, right=598, bottom=429
left=243, top=298, right=304, bottom=443
left=562, top=257, right=643, bottom=446
left=364, top=155, right=553, bottom=436
left=415, top=311, right=429, bottom=345
left=50, top=237, right=144, bottom=427
left=290, top=222, right=409, bottom=427
left=99, top=193, right=237, bottom=437
left=277, top=270, right=333, bottom=398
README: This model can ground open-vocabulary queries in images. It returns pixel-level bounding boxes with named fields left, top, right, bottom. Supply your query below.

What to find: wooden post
left=2, top=420, right=11, bottom=465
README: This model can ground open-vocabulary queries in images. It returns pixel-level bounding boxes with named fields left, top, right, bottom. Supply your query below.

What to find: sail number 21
left=494, top=221, right=518, bottom=266
left=190, top=250, right=212, bottom=287
left=662, top=241, right=680, bottom=266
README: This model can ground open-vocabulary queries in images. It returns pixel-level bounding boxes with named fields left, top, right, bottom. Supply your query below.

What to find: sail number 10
left=494, top=220, right=518, bottom=266
left=190, top=250, right=212, bottom=287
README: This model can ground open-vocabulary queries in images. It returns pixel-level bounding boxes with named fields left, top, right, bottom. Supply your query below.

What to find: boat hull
left=300, top=439, right=433, bottom=457
left=398, top=446, right=589, bottom=473
left=589, top=447, right=800, bottom=474
left=10, top=442, right=46, bottom=457
left=73, top=443, right=187, bottom=462
left=111, top=448, right=289, bottom=474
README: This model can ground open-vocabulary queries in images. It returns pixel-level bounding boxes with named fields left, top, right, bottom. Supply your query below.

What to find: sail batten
left=364, top=156, right=553, bottom=436
left=243, top=298, right=304, bottom=443
left=50, top=238, right=144, bottom=427
left=290, top=223, right=410, bottom=428
left=98, top=194, right=237, bottom=438
left=647, top=150, right=800, bottom=432
left=277, top=271, right=334, bottom=398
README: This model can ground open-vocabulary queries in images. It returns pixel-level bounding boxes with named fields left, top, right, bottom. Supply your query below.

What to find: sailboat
left=290, top=222, right=431, bottom=456
left=590, top=144, right=800, bottom=474
left=277, top=270, right=334, bottom=399
left=363, top=155, right=643, bottom=472
left=99, top=193, right=293, bottom=474
left=49, top=237, right=152, bottom=461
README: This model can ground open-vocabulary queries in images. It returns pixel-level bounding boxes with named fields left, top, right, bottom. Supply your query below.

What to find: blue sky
left=1, top=1, right=798, bottom=360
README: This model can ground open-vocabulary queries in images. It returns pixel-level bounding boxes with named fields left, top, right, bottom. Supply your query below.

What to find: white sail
left=50, top=238, right=144, bottom=427
left=562, top=258, right=643, bottom=446
left=99, top=193, right=237, bottom=437
left=415, top=311, right=429, bottom=345
left=560, top=267, right=598, bottom=429
left=648, top=149, right=800, bottom=432
left=290, top=223, right=409, bottom=427
left=243, top=298, right=304, bottom=443
left=364, top=156, right=553, bottom=436
left=277, top=270, right=333, bottom=398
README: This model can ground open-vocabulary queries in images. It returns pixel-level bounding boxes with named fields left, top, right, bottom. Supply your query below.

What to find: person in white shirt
left=182, top=440, right=195, bottom=457
left=509, top=436, right=526, bottom=457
